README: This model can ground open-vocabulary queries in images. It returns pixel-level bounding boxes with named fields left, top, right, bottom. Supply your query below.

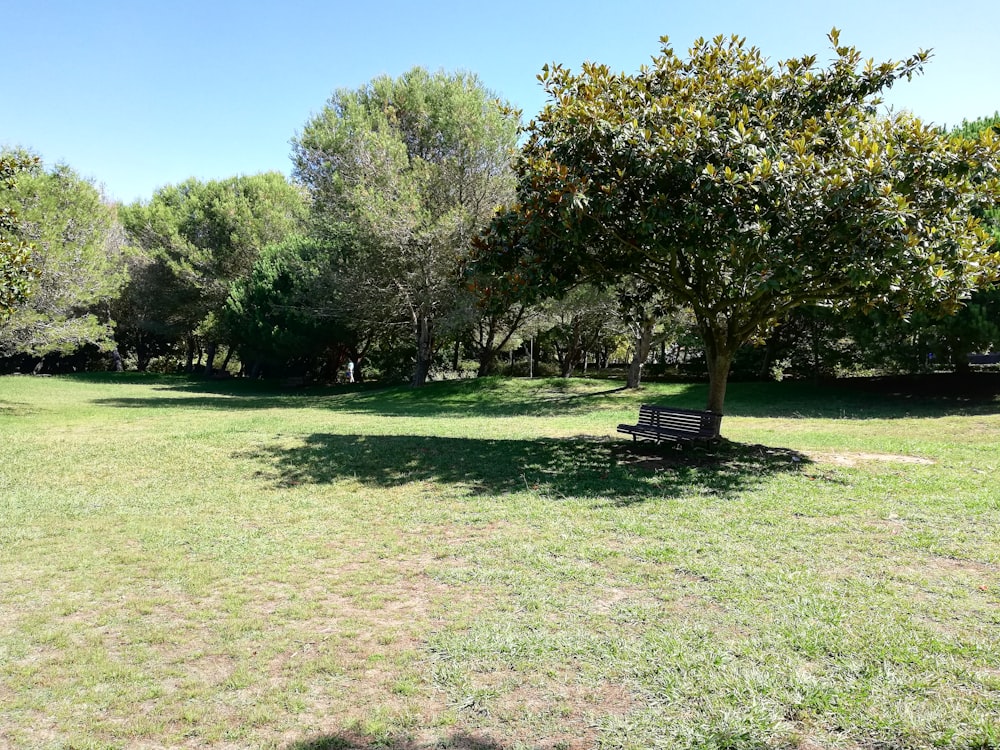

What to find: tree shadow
left=85, top=371, right=1000, bottom=420
left=242, top=434, right=810, bottom=505
left=719, top=373, right=1000, bottom=419
left=90, top=376, right=651, bottom=418
left=0, top=400, right=36, bottom=417
left=286, top=729, right=503, bottom=749
left=322, top=378, right=636, bottom=418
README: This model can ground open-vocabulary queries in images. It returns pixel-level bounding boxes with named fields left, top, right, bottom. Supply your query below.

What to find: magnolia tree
left=470, top=32, right=1000, bottom=413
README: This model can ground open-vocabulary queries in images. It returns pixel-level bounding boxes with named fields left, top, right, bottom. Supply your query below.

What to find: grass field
left=1, top=373, right=998, bottom=750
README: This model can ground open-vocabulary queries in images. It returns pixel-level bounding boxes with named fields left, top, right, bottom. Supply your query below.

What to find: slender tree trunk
left=204, top=342, right=217, bottom=376
left=757, top=331, right=776, bottom=379
left=811, top=319, right=820, bottom=383
left=452, top=339, right=461, bottom=373
left=111, top=348, right=124, bottom=372
left=626, top=319, right=655, bottom=389
left=476, top=319, right=497, bottom=377
left=412, top=314, right=434, bottom=387
left=221, top=345, right=234, bottom=372
left=559, top=319, right=582, bottom=378
left=559, top=347, right=576, bottom=378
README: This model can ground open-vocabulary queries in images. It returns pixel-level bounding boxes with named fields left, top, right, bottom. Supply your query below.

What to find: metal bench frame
left=617, top=404, right=722, bottom=445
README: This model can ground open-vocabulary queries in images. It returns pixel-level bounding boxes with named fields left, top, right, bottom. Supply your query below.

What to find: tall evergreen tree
left=293, top=67, right=519, bottom=386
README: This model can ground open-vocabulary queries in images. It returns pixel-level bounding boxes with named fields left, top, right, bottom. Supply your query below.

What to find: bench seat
left=617, top=404, right=722, bottom=444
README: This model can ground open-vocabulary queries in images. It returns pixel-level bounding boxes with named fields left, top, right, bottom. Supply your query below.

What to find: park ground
left=0, top=373, right=998, bottom=749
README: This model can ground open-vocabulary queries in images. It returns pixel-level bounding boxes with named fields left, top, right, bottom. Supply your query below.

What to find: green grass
left=1, top=372, right=998, bottom=749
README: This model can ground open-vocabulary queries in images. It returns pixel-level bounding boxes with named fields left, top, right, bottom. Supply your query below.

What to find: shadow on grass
left=287, top=730, right=502, bottom=749
left=720, top=373, right=1000, bottom=419
left=84, top=372, right=1000, bottom=420
left=0, top=400, right=36, bottom=417
left=243, top=434, right=810, bottom=504
left=90, top=376, right=649, bottom=418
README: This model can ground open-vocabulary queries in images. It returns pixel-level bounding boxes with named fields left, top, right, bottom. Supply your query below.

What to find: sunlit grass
left=1, top=373, right=998, bottom=749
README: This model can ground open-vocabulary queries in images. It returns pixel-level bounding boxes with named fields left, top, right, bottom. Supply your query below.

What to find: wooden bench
left=617, top=404, right=722, bottom=445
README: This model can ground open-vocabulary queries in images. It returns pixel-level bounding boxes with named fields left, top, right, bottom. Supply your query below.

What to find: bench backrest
left=637, top=405, right=722, bottom=437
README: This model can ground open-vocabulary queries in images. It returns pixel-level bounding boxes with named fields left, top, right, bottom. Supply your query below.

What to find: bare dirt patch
left=806, top=451, right=935, bottom=467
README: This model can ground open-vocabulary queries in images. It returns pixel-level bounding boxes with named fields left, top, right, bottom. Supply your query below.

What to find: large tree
left=292, top=67, right=519, bottom=386
left=223, top=236, right=363, bottom=378
left=471, top=32, right=1000, bottom=413
left=0, top=152, right=40, bottom=321
left=0, top=154, right=126, bottom=362
left=121, top=172, right=307, bottom=372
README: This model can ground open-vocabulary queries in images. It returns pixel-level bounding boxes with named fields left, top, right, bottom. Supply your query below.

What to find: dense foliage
left=292, top=67, right=519, bottom=385
left=0, top=154, right=126, bottom=362
left=119, top=173, right=307, bottom=372
left=0, top=152, right=40, bottom=320
left=3, top=44, right=999, bottom=386
left=470, top=32, right=1000, bottom=410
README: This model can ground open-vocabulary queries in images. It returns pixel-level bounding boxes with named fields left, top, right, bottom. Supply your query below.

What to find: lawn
left=1, top=373, right=998, bottom=750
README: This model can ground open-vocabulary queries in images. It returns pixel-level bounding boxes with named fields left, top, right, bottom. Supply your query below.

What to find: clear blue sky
left=3, top=0, right=997, bottom=204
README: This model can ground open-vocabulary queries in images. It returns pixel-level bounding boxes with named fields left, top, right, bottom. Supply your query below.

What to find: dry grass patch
left=807, top=450, right=936, bottom=467
left=2, top=374, right=999, bottom=749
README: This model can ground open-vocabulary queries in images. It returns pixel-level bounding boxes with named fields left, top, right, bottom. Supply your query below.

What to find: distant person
left=347, top=360, right=355, bottom=383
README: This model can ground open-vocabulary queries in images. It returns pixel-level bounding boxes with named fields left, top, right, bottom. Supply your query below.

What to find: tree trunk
left=204, top=342, right=217, bottom=376
left=626, top=319, right=655, bottom=389
left=701, top=325, right=734, bottom=414
left=412, top=314, right=434, bottom=387
left=111, top=348, right=124, bottom=372
left=811, top=319, right=820, bottom=383
left=477, top=348, right=496, bottom=378
left=559, top=350, right=576, bottom=378
left=758, top=333, right=777, bottom=380
left=558, top=319, right=582, bottom=378
left=705, top=351, right=733, bottom=414
left=221, top=345, right=234, bottom=373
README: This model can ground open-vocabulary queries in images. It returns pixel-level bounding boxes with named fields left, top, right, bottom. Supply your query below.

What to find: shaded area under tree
left=240, top=433, right=809, bottom=505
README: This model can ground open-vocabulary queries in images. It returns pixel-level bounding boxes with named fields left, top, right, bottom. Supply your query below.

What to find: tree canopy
left=470, top=31, right=1000, bottom=411
left=292, top=67, right=519, bottom=386
left=0, top=154, right=126, bottom=359
left=0, top=152, right=40, bottom=321
left=120, top=172, right=307, bottom=371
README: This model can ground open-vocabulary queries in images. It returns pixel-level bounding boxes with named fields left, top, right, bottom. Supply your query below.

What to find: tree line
left=2, top=33, right=999, bottom=413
